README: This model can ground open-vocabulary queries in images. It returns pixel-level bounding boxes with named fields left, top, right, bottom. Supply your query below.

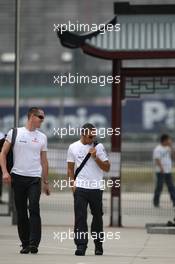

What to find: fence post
left=110, top=59, right=122, bottom=227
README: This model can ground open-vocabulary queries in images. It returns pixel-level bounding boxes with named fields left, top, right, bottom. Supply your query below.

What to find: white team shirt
left=67, top=140, right=108, bottom=189
left=153, top=144, right=172, bottom=173
left=0, top=131, right=4, bottom=140
left=6, top=127, right=47, bottom=177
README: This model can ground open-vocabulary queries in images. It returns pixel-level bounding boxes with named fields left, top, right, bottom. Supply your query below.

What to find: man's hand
left=67, top=162, right=75, bottom=193
left=3, top=172, right=11, bottom=184
left=89, top=147, right=97, bottom=159
left=71, top=185, right=76, bottom=193
left=155, top=159, right=164, bottom=174
left=70, top=179, right=76, bottom=193
left=43, top=183, right=50, bottom=196
left=89, top=148, right=110, bottom=172
left=160, top=168, right=164, bottom=174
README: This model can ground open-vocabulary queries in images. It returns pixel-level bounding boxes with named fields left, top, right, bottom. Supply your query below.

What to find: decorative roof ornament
left=56, top=16, right=117, bottom=49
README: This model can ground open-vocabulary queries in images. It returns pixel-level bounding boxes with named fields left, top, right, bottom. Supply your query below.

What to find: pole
left=15, top=0, right=20, bottom=125
left=11, top=0, right=20, bottom=225
left=110, top=59, right=122, bottom=227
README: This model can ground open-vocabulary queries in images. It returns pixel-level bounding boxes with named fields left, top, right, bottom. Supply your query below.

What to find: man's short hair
left=160, top=134, right=170, bottom=143
left=81, top=123, right=95, bottom=135
left=27, top=107, right=42, bottom=119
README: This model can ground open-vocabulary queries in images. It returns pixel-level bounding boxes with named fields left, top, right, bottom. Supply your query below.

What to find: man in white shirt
left=0, top=107, right=50, bottom=254
left=0, top=132, right=4, bottom=139
left=67, top=123, right=110, bottom=256
left=153, top=134, right=175, bottom=207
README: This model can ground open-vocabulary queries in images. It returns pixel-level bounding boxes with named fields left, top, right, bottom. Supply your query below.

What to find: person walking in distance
left=153, top=134, right=175, bottom=207
left=67, top=123, right=110, bottom=256
left=0, top=107, right=50, bottom=254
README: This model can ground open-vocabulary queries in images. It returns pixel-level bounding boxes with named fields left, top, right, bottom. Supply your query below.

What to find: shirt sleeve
left=41, top=135, right=48, bottom=151
left=0, top=132, right=4, bottom=140
left=153, top=148, right=161, bottom=160
left=67, top=146, right=75, bottom=163
left=96, top=143, right=109, bottom=162
left=6, top=129, right=13, bottom=143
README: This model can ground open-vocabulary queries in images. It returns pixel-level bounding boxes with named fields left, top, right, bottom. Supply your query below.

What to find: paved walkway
left=0, top=216, right=175, bottom=264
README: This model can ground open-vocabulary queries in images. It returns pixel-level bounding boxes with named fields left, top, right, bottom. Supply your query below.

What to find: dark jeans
left=74, top=187, right=103, bottom=246
left=11, top=173, right=41, bottom=248
left=153, top=172, right=175, bottom=206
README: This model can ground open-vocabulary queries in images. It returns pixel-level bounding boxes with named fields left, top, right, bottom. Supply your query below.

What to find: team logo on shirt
left=78, top=154, right=85, bottom=159
left=19, top=140, right=27, bottom=143
left=32, top=137, right=39, bottom=143
left=77, top=151, right=85, bottom=159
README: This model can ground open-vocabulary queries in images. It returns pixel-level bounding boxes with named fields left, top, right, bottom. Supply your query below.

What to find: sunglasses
left=34, top=114, right=44, bottom=120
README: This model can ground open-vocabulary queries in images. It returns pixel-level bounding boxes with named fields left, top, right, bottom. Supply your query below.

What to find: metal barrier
left=45, top=144, right=175, bottom=226
left=1, top=144, right=174, bottom=226
left=0, top=184, right=11, bottom=216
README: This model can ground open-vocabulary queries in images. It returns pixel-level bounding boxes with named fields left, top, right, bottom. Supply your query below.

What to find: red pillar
left=110, top=59, right=122, bottom=227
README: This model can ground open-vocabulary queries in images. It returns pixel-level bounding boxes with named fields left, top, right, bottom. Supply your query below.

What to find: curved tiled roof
left=85, top=15, right=175, bottom=52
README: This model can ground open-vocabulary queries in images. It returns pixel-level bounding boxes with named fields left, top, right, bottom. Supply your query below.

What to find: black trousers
left=74, top=187, right=103, bottom=246
left=153, top=172, right=175, bottom=206
left=11, top=173, right=41, bottom=247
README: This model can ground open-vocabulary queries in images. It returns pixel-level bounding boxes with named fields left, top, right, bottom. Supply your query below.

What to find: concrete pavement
left=0, top=216, right=175, bottom=264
